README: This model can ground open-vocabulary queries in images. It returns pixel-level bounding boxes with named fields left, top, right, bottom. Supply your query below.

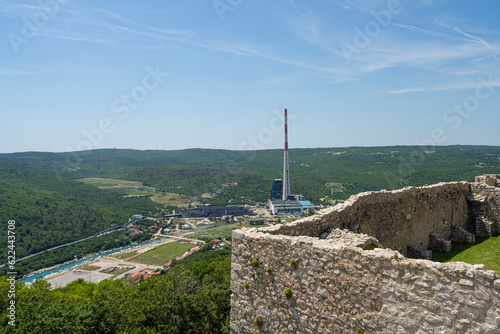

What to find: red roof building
left=127, top=272, right=143, bottom=282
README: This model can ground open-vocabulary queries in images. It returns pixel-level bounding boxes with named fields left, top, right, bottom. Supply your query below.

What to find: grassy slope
left=432, top=235, right=500, bottom=274
left=194, top=223, right=251, bottom=242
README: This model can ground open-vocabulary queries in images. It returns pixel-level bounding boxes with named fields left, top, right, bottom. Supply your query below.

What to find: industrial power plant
left=268, top=109, right=314, bottom=215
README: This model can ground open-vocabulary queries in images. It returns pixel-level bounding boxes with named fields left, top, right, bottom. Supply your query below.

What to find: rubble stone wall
left=230, top=230, right=500, bottom=333
left=230, top=176, right=500, bottom=333
left=263, top=182, right=471, bottom=256
left=472, top=175, right=500, bottom=233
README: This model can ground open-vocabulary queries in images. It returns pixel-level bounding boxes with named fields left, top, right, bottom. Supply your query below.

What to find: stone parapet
left=231, top=176, right=500, bottom=333
left=475, top=174, right=500, bottom=187
left=230, top=228, right=500, bottom=333
left=322, top=228, right=382, bottom=250
left=264, top=182, right=471, bottom=256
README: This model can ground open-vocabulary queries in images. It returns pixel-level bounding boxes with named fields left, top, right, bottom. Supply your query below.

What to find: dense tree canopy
left=0, top=256, right=231, bottom=334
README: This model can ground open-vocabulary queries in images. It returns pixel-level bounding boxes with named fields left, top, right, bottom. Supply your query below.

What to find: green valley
left=1, top=146, right=500, bottom=277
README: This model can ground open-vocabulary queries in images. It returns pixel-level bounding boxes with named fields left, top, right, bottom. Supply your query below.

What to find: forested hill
left=0, top=163, right=159, bottom=275
left=1, top=146, right=500, bottom=275
left=2, top=146, right=500, bottom=204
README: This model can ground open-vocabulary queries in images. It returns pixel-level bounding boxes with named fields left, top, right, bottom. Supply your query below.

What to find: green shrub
left=266, top=264, right=272, bottom=274
left=285, top=287, right=292, bottom=300
left=289, top=258, right=297, bottom=269
left=254, top=314, right=263, bottom=328
left=252, top=257, right=262, bottom=268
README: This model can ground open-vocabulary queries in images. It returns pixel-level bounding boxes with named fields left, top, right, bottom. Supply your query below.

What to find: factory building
left=270, top=179, right=283, bottom=201
left=182, top=206, right=252, bottom=218
left=268, top=198, right=303, bottom=215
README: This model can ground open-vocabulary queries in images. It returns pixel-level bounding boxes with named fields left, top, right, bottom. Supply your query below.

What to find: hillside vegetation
left=0, top=146, right=499, bottom=333
left=0, top=253, right=231, bottom=334
left=1, top=146, right=500, bottom=276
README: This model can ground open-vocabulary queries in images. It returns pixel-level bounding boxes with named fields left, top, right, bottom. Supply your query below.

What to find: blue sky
left=1, top=0, right=499, bottom=153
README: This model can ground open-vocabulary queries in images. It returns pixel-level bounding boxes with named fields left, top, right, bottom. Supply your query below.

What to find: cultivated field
left=78, top=177, right=195, bottom=206
left=150, top=192, right=196, bottom=207
left=128, top=241, right=197, bottom=266
left=113, top=250, right=139, bottom=260
left=77, top=178, right=155, bottom=195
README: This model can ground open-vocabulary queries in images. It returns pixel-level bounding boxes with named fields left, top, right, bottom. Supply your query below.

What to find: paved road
left=0, top=217, right=142, bottom=268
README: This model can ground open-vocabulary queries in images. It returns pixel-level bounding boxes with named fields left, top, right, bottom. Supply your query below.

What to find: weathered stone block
left=428, top=232, right=452, bottom=252
left=475, top=174, right=500, bottom=187
left=451, top=226, right=475, bottom=243
left=476, top=216, right=496, bottom=237
left=407, top=244, right=432, bottom=260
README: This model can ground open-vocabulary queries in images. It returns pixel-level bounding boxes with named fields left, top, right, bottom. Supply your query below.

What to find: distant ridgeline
left=0, top=146, right=499, bottom=276
left=2, top=146, right=500, bottom=204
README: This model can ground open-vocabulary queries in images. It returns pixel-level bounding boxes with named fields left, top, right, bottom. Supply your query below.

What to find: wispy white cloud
left=453, top=27, right=495, bottom=49
left=322, top=0, right=393, bottom=12
left=1, top=2, right=349, bottom=81
left=393, top=23, right=463, bottom=41
left=394, top=22, right=497, bottom=50
left=359, top=40, right=498, bottom=73
left=65, top=5, right=351, bottom=80
left=246, top=47, right=350, bottom=80
left=0, top=1, right=46, bottom=15
left=386, top=78, right=500, bottom=94
left=4, top=1, right=499, bottom=89
left=37, top=31, right=113, bottom=45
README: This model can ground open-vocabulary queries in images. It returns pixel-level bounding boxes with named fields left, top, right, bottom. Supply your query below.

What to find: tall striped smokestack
left=283, top=108, right=291, bottom=201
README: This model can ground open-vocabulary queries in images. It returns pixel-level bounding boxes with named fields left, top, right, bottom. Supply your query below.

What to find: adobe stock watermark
left=339, top=0, right=403, bottom=64
left=213, top=0, right=243, bottom=21
left=6, top=220, right=17, bottom=327
left=237, top=108, right=296, bottom=162
left=52, top=65, right=169, bottom=179
left=385, top=75, right=496, bottom=189
left=7, top=0, right=71, bottom=54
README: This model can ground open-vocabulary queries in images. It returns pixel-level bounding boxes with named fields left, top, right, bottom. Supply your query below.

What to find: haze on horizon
left=1, top=0, right=499, bottom=154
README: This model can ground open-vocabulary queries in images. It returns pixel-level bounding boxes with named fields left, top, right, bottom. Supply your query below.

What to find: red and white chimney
left=282, top=108, right=291, bottom=200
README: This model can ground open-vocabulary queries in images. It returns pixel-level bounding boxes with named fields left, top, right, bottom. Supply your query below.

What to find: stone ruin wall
left=230, top=175, right=500, bottom=333
left=262, top=182, right=472, bottom=256
left=471, top=175, right=500, bottom=237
